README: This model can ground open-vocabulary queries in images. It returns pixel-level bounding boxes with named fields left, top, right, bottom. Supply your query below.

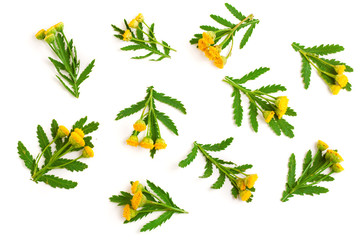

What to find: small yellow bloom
left=154, top=138, right=167, bottom=150
left=129, top=19, right=139, bottom=28
left=131, top=181, right=143, bottom=194
left=325, top=149, right=344, bottom=163
left=69, top=132, right=85, bottom=148
left=205, top=46, right=221, bottom=61
left=240, top=190, right=252, bottom=201
left=54, top=22, right=64, bottom=32
left=245, top=174, right=258, bottom=189
left=133, top=119, right=147, bottom=132
left=332, top=163, right=344, bottom=173
left=236, top=178, right=246, bottom=191
left=275, top=96, right=289, bottom=111
left=82, top=146, right=94, bottom=158
left=126, top=135, right=139, bottom=147
left=140, top=137, right=154, bottom=149
left=74, top=128, right=85, bottom=138
left=131, top=191, right=147, bottom=210
left=202, top=31, right=215, bottom=45
left=197, top=38, right=209, bottom=51
left=44, top=34, right=55, bottom=44
left=45, top=26, right=57, bottom=36
left=135, top=13, right=144, bottom=23
left=123, top=204, right=137, bottom=221
left=213, top=56, right=227, bottom=69
left=334, top=65, right=346, bottom=75
left=275, top=108, right=287, bottom=119
left=122, top=29, right=132, bottom=41
left=335, top=74, right=348, bottom=88
left=57, top=125, right=70, bottom=138
left=329, top=84, right=341, bottom=95
left=35, top=29, right=46, bottom=40
left=317, top=140, right=329, bottom=151
left=263, top=111, right=275, bottom=123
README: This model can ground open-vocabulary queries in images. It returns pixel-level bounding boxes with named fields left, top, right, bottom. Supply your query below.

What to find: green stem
left=49, top=156, right=82, bottom=170
left=299, top=50, right=336, bottom=80
left=134, top=28, right=176, bottom=52
left=33, top=136, right=58, bottom=176
left=148, top=201, right=188, bottom=214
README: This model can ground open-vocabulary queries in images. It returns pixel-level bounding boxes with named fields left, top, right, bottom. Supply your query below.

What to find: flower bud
left=35, top=29, right=46, bottom=40
left=135, top=13, right=144, bottom=23
left=57, top=125, right=70, bottom=138
left=275, top=96, right=289, bottom=111
left=214, top=56, right=227, bottom=69
left=245, top=174, right=258, bottom=189
left=331, top=163, right=344, bottom=173
left=263, top=111, right=275, bottom=123
left=236, top=178, right=246, bottom=191
left=325, top=149, right=344, bottom=163
left=154, top=138, right=167, bottom=150
left=74, top=128, right=85, bottom=138
left=334, top=65, right=346, bottom=75
left=54, top=22, right=64, bottom=32
left=140, top=137, right=154, bottom=149
left=131, top=191, right=147, bottom=210
left=335, top=74, right=348, bottom=88
left=126, top=135, right=139, bottom=147
left=202, top=31, right=215, bottom=45
left=82, top=146, right=94, bottom=158
left=133, top=119, right=147, bottom=132
left=122, top=29, right=132, bottom=41
left=69, top=132, right=85, bottom=148
left=44, top=34, right=55, bottom=44
left=240, top=190, right=252, bottom=201
left=129, top=19, right=139, bottom=28
left=123, top=204, right=137, bottom=221
left=197, top=38, right=209, bottom=51
left=275, top=108, right=287, bottom=119
left=329, top=84, right=341, bottom=95
left=317, top=140, right=329, bottom=151
left=45, top=26, right=57, bottom=36
left=131, top=181, right=144, bottom=194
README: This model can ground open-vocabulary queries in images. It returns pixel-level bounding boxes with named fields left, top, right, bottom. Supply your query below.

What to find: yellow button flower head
left=122, top=29, right=132, bottom=41
left=140, top=137, right=154, bottom=149
left=329, top=84, right=341, bottom=95
left=202, top=31, right=215, bottom=45
left=275, top=96, right=289, bottom=111
left=240, top=190, right=252, bottom=201
left=133, top=119, right=147, bottom=132
left=245, top=174, right=258, bottom=189
left=129, top=19, right=139, bottom=28
left=263, top=111, right=275, bottom=123
left=82, top=146, right=94, bottom=158
left=135, top=13, right=144, bottom=23
left=35, top=29, right=46, bottom=40
left=126, top=135, right=139, bottom=147
left=275, top=108, right=287, bottom=119
left=54, top=22, right=64, bottom=32
left=205, top=46, right=221, bottom=61
left=236, top=178, right=246, bottom=191
left=57, top=125, right=70, bottom=138
left=334, top=65, right=346, bottom=75
left=335, top=74, right=348, bottom=88
left=325, top=149, right=344, bottom=163
left=44, top=34, right=56, bottom=44
left=154, top=138, right=167, bottom=150
left=45, top=26, right=57, bottom=36
left=74, top=128, right=85, bottom=138
left=123, top=204, right=137, bottom=221
left=131, top=181, right=143, bottom=194
left=214, top=56, right=227, bottom=69
left=332, top=163, right=344, bottom=173
left=197, top=38, right=209, bottom=52
left=317, top=140, right=329, bottom=151
left=69, top=132, right=85, bottom=148
left=131, top=191, right=147, bottom=210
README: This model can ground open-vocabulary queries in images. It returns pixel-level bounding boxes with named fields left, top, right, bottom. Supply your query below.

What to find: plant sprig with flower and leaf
left=115, top=86, right=186, bottom=158
left=292, top=42, right=353, bottom=95
left=223, top=67, right=297, bottom=138
left=17, top=117, right=99, bottom=189
left=179, top=137, right=257, bottom=202
left=190, top=3, right=259, bottom=68
left=35, top=22, right=95, bottom=98
left=281, top=140, right=344, bottom=202
left=110, top=180, right=187, bottom=232
left=112, top=13, right=176, bottom=61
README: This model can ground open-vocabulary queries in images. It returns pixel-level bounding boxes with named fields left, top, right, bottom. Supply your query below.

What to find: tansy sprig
left=35, top=22, right=95, bottom=98
left=190, top=3, right=259, bottom=68
left=17, top=117, right=99, bottom=189
left=292, top=42, right=353, bottom=95
left=112, top=13, right=176, bottom=61
left=115, top=86, right=186, bottom=158
left=223, top=67, right=297, bottom=138
left=281, top=140, right=344, bottom=202
left=110, top=180, right=187, bottom=232
left=179, top=137, right=257, bottom=202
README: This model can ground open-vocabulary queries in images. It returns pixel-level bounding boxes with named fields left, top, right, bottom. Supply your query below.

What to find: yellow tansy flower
left=240, top=190, right=252, bottom=201
left=131, top=181, right=143, bottom=194
left=325, top=149, right=344, bottom=163
left=140, top=137, right=154, bottom=149
left=202, top=31, right=215, bottom=45
left=74, top=128, right=85, bottom=138
left=82, top=146, right=94, bottom=158
left=263, top=111, right=275, bottom=123
left=329, top=84, right=341, bottom=95
left=133, top=119, right=147, bottom=132
left=54, top=22, right=64, bottom=32
left=57, top=125, right=70, bottom=138
left=123, top=204, right=137, bottom=221
left=129, top=19, right=139, bottom=29
left=135, top=13, right=144, bottom=23
left=44, top=34, right=55, bottom=44
left=334, top=65, right=346, bottom=75
left=35, top=29, right=46, bottom=40
left=275, top=96, right=289, bottom=111
left=317, top=140, right=329, bottom=151
left=245, top=174, right=258, bottom=189
left=122, top=29, right=132, bottom=41
left=332, top=163, right=344, bottom=173
left=205, top=46, right=221, bottom=61
left=236, top=178, right=246, bottom=191
left=275, top=108, right=287, bottom=119
left=45, top=26, right=57, bottom=36
left=197, top=38, right=209, bottom=52
left=214, top=56, right=227, bottom=69
left=126, top=135, right=139, bottom=147
left=69, top=132, right=85, bottom=148
left=335, top=74, right=348, bottom=88
left=131, top=191, right=147, bottom=210
left=154, top=138, right=167, bottom=150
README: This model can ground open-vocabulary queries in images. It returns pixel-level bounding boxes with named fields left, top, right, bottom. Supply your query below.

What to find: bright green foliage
left=17, top=117, right=99, bottom=189
left=292, top=42, right=353, bottom=93
left=281, top=141, right=343, bottom=202
left=223, top=67, right=296, bottom=138
left=112, top=17, right=176, bottom=61
left=115, top=86, right=186, bottom=158
left=110, top=180, right=187, bottom=232
left=179, top=137, right=256, bottom=202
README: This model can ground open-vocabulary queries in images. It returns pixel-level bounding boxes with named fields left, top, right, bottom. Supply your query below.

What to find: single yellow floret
left=54, top=22, right=64, bottom=32
left=317, top=140, right=329, bottom=151
left=236, top=178, right=246, bottom=191
left=329, top=84, right=341, bottom=95
left=332, top=163, right=344, bottom=173
left=275, top=108, right=287, bottom=119
left=197, top=38, right=209, bottom=52
left=135, top=13, right=144, bottom=23
left=154, top=138, right=167, bottom=150
left=131, top=191, right=147, bottom=210
left=126, top=135, right=139, bottom=147
left=245, top=174, right=258, bottom=189
left=35, top=29, right=46, bottom=40
left=69, top=132, right=85, bottom=148
left=205, top=46, right=221, bottom=61
left=45, top=26, right=57, bottom=36
left=82, top=146, right=94, bottom=158
left=44, top=34, right=55, bottom=44
left=140, top=137, right=154, bottom=149
left=214, top=56, right=227, bottom=69
left=335, top=74, right=348, bottom=88
left=123, top=204, right=137, bottom=221
left=240, top=190, right=252, bottom=201
left=129, top=19, right=139, bottom=28
left=334, top=65, right=346, bottom=75
left=202, top=31, right=215, bottom=45
left=133, top=119, right=147, bottom=132
left=275, top=96, right=289, bottom=111
left=325, top=149, right=344, bottom=163
left=122, top=29, right=132, bottom=41
left=263, top=111, right=275, bottom=123
left=74, top=128, right=85, bottom=138
left=131, top=181, right=143, bottom=194
left=57, top=125, right=70, bottom=138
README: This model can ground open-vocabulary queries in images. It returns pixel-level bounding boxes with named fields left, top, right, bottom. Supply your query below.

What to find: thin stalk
left=148, top=201, right=188, bottom=214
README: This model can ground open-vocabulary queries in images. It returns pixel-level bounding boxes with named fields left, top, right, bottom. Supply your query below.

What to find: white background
left=1, top=0, right=359, bottom=239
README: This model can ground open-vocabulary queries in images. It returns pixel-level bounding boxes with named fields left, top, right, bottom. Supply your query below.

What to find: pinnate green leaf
left=210, top=14, right=236, bottom=28
left=140, top=211, right=174, bottom=232
left=115, top=99, right=147, bottom=120
left=199, top=159, right=213, bottom=178
left=82, top=121, right=100, bottom=134
left=179, top=144, right=198, bottom=168
left=52, top=158, right=88, bottom=172
left=235, top=67, right=270, bottom=84
left=77, top=59, right=95, bottom=86
left=201, top=137, right=233, bottom=152
left=240, top=23, right=256, bottom=49
left=301, top=54, right=311, bottom=89
left=248, top=102, right=258, bottom=132
left=36, top=125, right=52, bottom=164
left=232, top=88, right=243, bottom=126
left=152, top=90, right=186, bottom=114
left=211, top=171, right=226, bottom=189
left=154, top=109, right=178, bottom=135
left=225, top=3, right=246, bottom=20
left=286, top=154, right=296, bottom=188
left=146, top=180, right=174, bottom=206
left=257, top=84, right=286, bottom=93
left=37, top=175, right=77, bottom=189
left=303, top=44, right=344, bottom=56
left=293, top=186, right=329, bottom=196
left=17, top=141, right=35, bottom=171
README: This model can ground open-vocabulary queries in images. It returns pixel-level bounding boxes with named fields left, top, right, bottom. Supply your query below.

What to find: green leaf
left=300, top=54, right=311, bottom=89
left=240, top=23, right=256, bottom=49
left=50, top=119, right=63, bottom=151
left=293, top=186, right=329, bottom=196
left=286, top=154, right=296, bottom=188
left=73, top=116, right=88, bottom=130
left=277, top=118, right=295, bottom=138
left=210, top=14, right=235, bottom=28
left=52, top=158, right=88, bottom=172
left=268, top=118, right=281, bottom=136
left=303, top=44, right=344, bottom=56
left=285, top=107, right=297, bottom=117
left=232, top=88, right=243, bottom=126
left=49, top=57, right=65, bottom=70
left=211, top=171, right=226, bottom=189
left=140, top=211, right=174, bottom=232
left=152, top=90, right=186, bottom=114
left=310, top=174, right=334, bottom=182
left=200, top=25, right=220, bottom=31
left=291, top=42, right=304, bottom=52
left=121, top=45, right=145, bottom=51
left=131, top=52, right=154, bottom=59
left=225, top=3, right=246, bottom=20
left=235, top=67, right=270, bottom=84
left=318, top=57, right=353, bottom=72
left=82, top=121, right=100, bottom=134
left=149, top=106, right=160, bottom=158
left=178, top=144, right=198, bottom=168
left=136, top=22, right=144, bottom=40
left=201, top=137, right=233, bottom=152
left=302, top=150, right=312, bottom=174
left=17, top=141, right=35, bottom=172
left=112, top=24, right=125, bottom=34
left=257, top=84, right=286, bottom=93
left=109, top=191, right=132, bottom=205
left=115, top=99, right=147, bottom=120
left=234, top=164, right=253, bottom=172
left=248, top=102, right=258, bottom=132
left=36, top=125, right=52, bottom=164
left=162, top=41, right=170, bottom=55
left=231, top=186, right=239, bottom=198
left=146, top=180, right=174, bottom=206
left=199, top=159, right=213, bottom=178
left=56, top=76, right=76, bottom=97
left=154, top=110, right=178, bottom=135
left=37, top=175, right=77, bottom=189
left=149, top=23, right=157, bottom=50
left=77, top=59, right=95, bottom=86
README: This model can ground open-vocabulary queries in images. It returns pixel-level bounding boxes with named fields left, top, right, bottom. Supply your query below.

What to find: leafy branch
left=223, top=67, right=296, bottom=138
left=110, top=180, right=187, bottom=232
left=179, top=137, right=257, bottom=202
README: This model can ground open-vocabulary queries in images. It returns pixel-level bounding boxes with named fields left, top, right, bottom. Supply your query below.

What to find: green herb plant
left=292, top=42, right=353, bottom=95
left=110, top=180, right=187, bottom=232
left=179, top=137, right=257, bottom=202
left=116, top=86, right=186, bottom=158
left=35, top=22, right=95, bottom=98
left=281, top=140, right=344, bottom=202
left=112, top=13, right=175, bottom=61
left=223, top=67, right=296, bottom=138
left=17, top=117, right=99, bottom=189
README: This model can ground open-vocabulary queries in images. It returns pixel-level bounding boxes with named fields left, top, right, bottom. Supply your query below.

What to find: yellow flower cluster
left=318, top=140, right=344, bottom=173
left=236, top=174, right=258, bottom=201
left=35, top=22, right=64, bottom=44
left=261, top=96, right=289, bottom=123
left=123, top=181, right=147, bottom=221
left=122, top=14, right=144, bottom=41
left=58, top=126, right=94, bottom=158
left=330, top=65, right=348, bottom=95
left=197, top=32, right=227, bottom=69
